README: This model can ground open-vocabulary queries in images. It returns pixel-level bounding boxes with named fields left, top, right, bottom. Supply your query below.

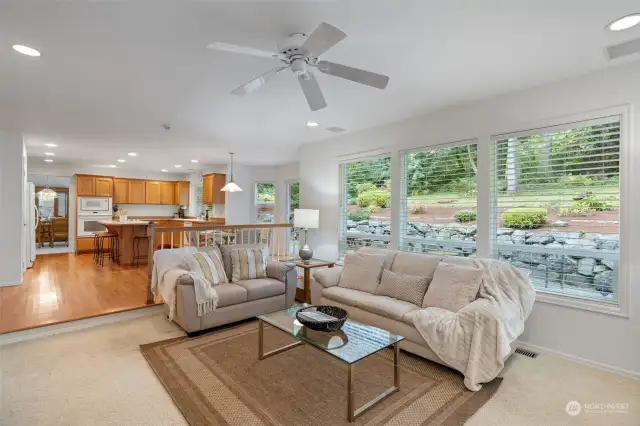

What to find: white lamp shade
left=294, top=209, right=319, bottom=229
left=221, top=181, right=243, bottom=192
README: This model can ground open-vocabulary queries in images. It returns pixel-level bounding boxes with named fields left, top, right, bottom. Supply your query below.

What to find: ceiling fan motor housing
left=277, top=33, right=308, bottom=56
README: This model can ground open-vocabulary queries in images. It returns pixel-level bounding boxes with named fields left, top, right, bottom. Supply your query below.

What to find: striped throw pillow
left=230, top=247, right=268, bottom=282
left=186, top=250, right=228, bottom=286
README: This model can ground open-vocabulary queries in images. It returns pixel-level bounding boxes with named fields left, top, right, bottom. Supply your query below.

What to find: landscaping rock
left=546, top=254, right=578, bottom=274
left=411, top=222, right=430, bottom=234
left=497, top=235, right=513, bottom=244
left=563, top=273, right=594, bottom=287
left=369, top=221, right=382, bottom=228
left=594, top=271, right=614, bottom=294
left=549, top=232, right=581, bottom=243
left=512, top=248, right=546, bottom=265
left=551, top=220, right=569, bottom=227
left=357, top=220, right=369, bottom=226
left=564, top=239, right=598, bottom=250
left=530, top=269, right=561, bottom=282
left=602, top=260, right=617, bottom=270
left=593, top=264, right=607, bottom=274
left=577, top=258, right=595, bottom=277
left=526, top=233, right=554, bottom=245
left=512, top=230, right=529, bottom=245
left=497, top=228, right=514, bottom=236
left=382, top=226, right=391, bottom=235
left=346, top=220, right=356, bottom=229
left=355, top=224, right=370, bottom=233
left=597, top=240, right=619, bottom=251
left=461, top=226, right=477, bottom=236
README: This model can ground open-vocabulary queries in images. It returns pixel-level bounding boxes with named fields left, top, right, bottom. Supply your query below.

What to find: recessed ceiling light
left=109, top=164, right=117, bottom=168
left=44, top=143, right=58, bottom=147
left=161, top=169, right=168, bottom=172
left=117, top=159, right=126, bottom=163
left=190, top=160, right=199, bottom=163
left=12, top=44, right=41, bottom=57
left=608, top=14, right=640, bottom=31
left=306, top=121, right=320, bottom=127
left=44, top=152, right=55, bottom=156
left=174, top=164, right=182, bottom=168
left=127, top=152, right=138, bottom=157
left=44, top=159, right=53, bottom=163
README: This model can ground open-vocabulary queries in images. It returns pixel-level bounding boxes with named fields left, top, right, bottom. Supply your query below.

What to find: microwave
left=78, top=197, right=112, bottom=215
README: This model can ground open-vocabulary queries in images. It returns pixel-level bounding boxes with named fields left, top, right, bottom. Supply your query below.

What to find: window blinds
left=491, top=115, right=621, bottom=304
left=399, top=142, right=478, bottom=257
left=339, top=156, right=392, bottom=258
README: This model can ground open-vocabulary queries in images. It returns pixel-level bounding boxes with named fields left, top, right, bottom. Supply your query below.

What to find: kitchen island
left=99, top=220, right=149, bottom=266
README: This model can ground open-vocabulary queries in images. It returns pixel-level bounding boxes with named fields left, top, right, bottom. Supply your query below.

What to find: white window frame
left=253, top=181, right=277, bottom=224
left=399, top=138, right=479, bottom=257
left=284, top=179, right=299, bottom=224
left=485, top=105, right=631, bottom=318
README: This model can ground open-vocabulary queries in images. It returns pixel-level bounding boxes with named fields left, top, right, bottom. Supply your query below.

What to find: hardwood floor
left=0, top=253, right=159, bottom=334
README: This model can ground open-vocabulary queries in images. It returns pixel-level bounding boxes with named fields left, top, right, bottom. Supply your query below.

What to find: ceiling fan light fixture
left=221, top=152, right=243, bottom=192
left=608, top=14, right=640, bottom=31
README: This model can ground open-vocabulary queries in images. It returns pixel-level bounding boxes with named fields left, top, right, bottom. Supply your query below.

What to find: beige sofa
left=160, top=246, right=298, bottom=334
left=311, top=247, right=516, bottom=370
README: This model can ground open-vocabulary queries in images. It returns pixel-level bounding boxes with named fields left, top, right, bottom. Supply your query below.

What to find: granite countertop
left=99, top=220, right=150, bottom=226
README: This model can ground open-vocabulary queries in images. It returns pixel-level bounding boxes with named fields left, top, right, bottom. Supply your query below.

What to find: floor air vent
left=515, top=348, right=539, bottom=359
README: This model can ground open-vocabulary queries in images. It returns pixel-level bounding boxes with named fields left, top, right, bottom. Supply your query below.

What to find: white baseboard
left=0, top=279, right=22, bottom=287
left=0, top=305, right=165, bottom=346
left=515, top=340, right=640, bottom=380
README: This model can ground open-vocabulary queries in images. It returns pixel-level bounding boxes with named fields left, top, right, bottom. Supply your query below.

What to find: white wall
left=298, top=61, right=640, bottom=377
left=0, top=131, right=25, bottom=286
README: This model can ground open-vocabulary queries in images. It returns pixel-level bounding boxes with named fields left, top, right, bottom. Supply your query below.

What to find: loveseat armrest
left=313, top=266, right=343, bottom=288
left=267, top=261, right=297, bottom=307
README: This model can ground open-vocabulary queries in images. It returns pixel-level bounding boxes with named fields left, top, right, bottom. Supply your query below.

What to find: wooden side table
left=293, top=259, right=336, bottom=303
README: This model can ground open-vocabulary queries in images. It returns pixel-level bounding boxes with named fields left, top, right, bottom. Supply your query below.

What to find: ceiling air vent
left=326, top=126, right=347, bottom=133
left=606, top=37, right=640, bottom=60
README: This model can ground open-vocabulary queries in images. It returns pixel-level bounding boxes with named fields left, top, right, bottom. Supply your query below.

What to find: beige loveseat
left=158, top=246, right=298, bottom=334
left=311, top=247, right=517, bottom=370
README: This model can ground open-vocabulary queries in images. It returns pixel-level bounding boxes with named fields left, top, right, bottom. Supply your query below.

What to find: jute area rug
left=141, top=321, right=501, bottom=426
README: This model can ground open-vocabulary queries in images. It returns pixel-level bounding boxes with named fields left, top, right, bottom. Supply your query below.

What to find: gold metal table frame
left=258, top=319, right=400, bottom=423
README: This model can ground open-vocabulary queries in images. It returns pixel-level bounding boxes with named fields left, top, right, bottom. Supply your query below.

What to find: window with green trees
left=255, top=183, right=276, bottom=223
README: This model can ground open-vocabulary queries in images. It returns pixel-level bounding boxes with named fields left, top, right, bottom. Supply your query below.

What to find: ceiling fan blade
left=298, top=71, right=327, bottom=111
left=315, top=60, right=389, bottom=89
left=302, top=22, right=346, bottom=57
left=207, top=41, right=283, bottom=59
left=231, top=66, right=289, bottom=96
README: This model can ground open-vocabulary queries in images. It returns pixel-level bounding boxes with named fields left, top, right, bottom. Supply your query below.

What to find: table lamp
left=294, top=209, right=319, bottom=264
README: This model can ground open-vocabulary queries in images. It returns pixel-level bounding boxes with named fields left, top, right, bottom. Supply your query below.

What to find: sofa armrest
left=313, top=266, right=343, bottom=288
left=267, top=261, right=297, bottom=307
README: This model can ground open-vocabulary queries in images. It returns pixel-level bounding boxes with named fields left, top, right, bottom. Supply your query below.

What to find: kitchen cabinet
left=212, top=174, right=226, bottom=205
left=95, top=177, right=113, bottom=197
left=77, top=176, right=96, bottom=196
left=113, top=179, right=129, bottom=204
left=202, top=174, right=214, bottom=205
left=175, top=181, right=190, bottom=206
left=160, top=182, right=174, bottom=205
left=145, top=181, right=162, bottom=204
left=129, top=180, right=145, bottom=204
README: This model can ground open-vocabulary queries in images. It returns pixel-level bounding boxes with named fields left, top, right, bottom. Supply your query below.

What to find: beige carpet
left=1, top=313, right=638, bottom=425
left=140, top=322, right=500, bottom=425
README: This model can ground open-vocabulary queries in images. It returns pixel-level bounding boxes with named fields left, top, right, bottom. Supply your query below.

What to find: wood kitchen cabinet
left=212, top=174, right=226, bottom=204
left=160, top=182, right=174, bottom=205
left=145, top=181, right=162, bottom=204
left=77, top=175, right=96, bottom=196
left=202, top=174, right=214, bottom=204
left=94, top=177, right=113, bottom=197
left=113, top=179, right=129, bottom=204
left=129, top=180, right=145, bottom=204
left=175, top=181, right=190, bottom=206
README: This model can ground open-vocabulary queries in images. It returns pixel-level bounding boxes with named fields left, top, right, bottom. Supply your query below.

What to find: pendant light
left=221, top=152, right=243, bottom=192
left=38, top=176, right=58, bottom=201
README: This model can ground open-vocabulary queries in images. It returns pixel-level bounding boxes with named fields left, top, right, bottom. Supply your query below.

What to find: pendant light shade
left=221, top=152, right=243, bottom=192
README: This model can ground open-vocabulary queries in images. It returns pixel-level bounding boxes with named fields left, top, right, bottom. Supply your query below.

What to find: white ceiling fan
left=207, top=22, right=390, bottom=111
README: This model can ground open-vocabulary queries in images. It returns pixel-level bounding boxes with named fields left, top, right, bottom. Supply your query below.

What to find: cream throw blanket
left=151, top=248, right=219, bottom=321
left=412, top=259, right=535, bottom=391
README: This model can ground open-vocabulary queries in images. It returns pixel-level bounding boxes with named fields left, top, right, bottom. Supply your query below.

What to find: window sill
left=535, top=291, right=628, bottom=318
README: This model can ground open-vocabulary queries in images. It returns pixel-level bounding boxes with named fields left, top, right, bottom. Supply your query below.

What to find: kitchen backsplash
left=113, top=204, right=178, bottom=217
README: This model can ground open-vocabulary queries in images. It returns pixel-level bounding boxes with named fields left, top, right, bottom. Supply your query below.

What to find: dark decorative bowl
left=296, top=305, right=348, bottom=332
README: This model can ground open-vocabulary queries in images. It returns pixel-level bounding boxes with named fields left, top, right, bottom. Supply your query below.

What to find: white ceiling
left=1, top=0, right=639, bottom=171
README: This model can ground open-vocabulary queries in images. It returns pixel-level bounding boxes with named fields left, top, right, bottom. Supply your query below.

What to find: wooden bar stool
left=132, top=235, right=149, bottom=267
left=93, top=232, right=118, bottom=266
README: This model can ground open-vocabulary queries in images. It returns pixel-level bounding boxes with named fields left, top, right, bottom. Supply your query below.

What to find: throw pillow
left=185, top=250, right=228, bottom=286
left=376, top=269, right=430, bottom=306
left=219, top=244, right=268, bottom=279
left=422, top=262, right=482, bottom=312
left=230, top=247, right=269, bottom=282
left=338, top=251, right=386, bottom=293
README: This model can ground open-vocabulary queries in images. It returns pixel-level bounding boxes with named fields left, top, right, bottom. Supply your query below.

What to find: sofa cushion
left=215, top=283, right=248, bottom=308
left=322, top=287, right=420, bottom=322
left=230, top=247, right=268, bottom=282
left=338, top=251, right=386, bottom=293
left=390, top=252, right=442, bottom=282
left=234, top=278, right=285, bottom=301
left=219, top=244, right=268, bottom=279
left=376, top=269, right=429, bottom=306
left=358, top=247, right=398, bottom=271
left=184, top=250, right=228, bottom=286
left=422, top=262, right=482, bottom=311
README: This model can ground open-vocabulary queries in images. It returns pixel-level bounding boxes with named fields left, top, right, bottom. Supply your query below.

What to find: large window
left=286, top=181, right=301, bottom=252
left=339, top=156, right=391, bottom=258
left=255, top=183, right=276, bottom=223
left=400, top=142, right=478, bottom=256
left=491, top=116, right=621, bottom=305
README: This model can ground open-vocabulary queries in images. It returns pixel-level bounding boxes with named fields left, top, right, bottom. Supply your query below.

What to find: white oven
left=77, top=215, right=112, bottom=237
left=78, top=197, right=112, bottom=215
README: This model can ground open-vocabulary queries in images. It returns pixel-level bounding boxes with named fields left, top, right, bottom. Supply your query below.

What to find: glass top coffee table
left=257, top=304, right=404, bottom=422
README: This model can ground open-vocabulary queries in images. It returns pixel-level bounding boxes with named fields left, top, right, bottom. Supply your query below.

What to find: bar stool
left=93, top=232, right=118, bottom=266
left=133, top=235, right=149, bottom=267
